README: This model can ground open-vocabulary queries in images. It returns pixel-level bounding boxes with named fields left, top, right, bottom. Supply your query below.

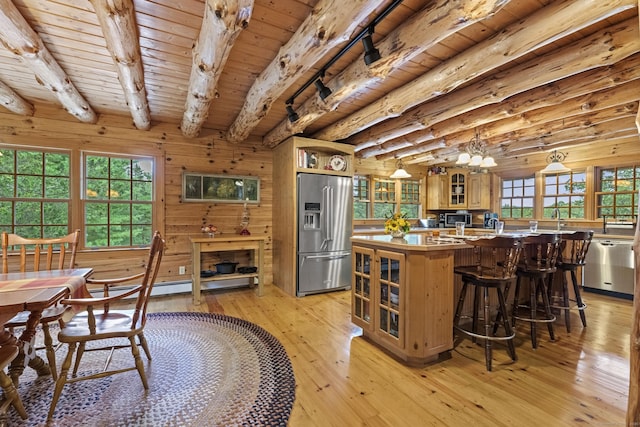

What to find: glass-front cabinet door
left=376, top=250, right=405, bottom=348
left=449, top=171, right=466, bottom=207
left=352, top=246, right=374, bottom=331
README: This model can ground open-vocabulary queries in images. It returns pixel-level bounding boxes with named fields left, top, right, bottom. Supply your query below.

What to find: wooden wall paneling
left=0, top=109, right=274, bottom=289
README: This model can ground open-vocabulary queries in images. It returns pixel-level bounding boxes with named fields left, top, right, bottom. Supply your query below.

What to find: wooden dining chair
left=47, top=231, right=164, bottom=421
left=0, top=345, right=28, bottom=421
left=1, top=230, right=80, bottom=380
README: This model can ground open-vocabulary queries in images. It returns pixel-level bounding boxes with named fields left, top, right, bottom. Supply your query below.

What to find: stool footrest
left=454, top=325, right=516, bottom=341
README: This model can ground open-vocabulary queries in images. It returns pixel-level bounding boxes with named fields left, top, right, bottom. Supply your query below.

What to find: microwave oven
left=444, top=212, right=472, bottom=228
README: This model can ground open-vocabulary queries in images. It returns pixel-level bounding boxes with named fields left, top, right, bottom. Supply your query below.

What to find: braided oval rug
left=7, top=312, right=296, bottom=426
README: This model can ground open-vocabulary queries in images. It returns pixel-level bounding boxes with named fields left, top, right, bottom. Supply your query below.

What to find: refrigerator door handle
left=300, top=251, right=351, bottom=263
left=321, top=185, right=333, bottom=250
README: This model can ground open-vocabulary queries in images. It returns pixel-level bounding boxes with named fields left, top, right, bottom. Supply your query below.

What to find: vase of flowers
left=384, top=212, right=410, bottom=239
left=201, top=224, right=218, bottom=238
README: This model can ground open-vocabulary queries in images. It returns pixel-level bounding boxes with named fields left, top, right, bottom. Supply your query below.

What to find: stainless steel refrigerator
left=297, top=173, right=352, bottom=296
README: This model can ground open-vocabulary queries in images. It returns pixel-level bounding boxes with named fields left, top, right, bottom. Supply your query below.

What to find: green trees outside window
left=0, top=147, right=155, bottom=248
left=84, top=155, right=153, bottom=247
left=0, top=148, right=70, bottom=238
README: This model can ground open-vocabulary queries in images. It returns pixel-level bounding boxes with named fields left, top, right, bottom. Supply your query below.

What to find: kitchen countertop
left=351, top=233, right=475, bottom=251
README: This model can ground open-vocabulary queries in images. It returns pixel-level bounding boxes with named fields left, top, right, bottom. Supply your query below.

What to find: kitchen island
left=351, top=234, right=473, bottom=365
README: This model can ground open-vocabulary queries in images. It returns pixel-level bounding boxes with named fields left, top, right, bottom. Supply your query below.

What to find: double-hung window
left=353, top=175, right=370, bottom=219
left=0, top=146, right=156, bottom=248
left=596, top=165, right=639, bottom=219
left=84, top=154, right=154, bottom=247
left=500, top=176, right=535, bottom=218
left=543, top=171, right=586, bottom=219
left=400, top=180, right=420, bottom=218
left=0, top=147, right=71, bottom=238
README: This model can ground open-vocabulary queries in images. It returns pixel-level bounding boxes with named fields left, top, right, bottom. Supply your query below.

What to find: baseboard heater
left=89, top=278, right=251, bottom=299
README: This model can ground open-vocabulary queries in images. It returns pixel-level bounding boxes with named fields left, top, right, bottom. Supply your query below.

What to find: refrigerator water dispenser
left=303, top=203, right=321, bottom=230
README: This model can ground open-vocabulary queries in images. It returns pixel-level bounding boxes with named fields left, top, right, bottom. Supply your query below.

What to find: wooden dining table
left=0, top=268, right=93, bottom=384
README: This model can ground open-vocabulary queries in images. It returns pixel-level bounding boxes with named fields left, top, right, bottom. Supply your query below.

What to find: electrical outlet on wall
left=178, top=266, right=186, bottom=275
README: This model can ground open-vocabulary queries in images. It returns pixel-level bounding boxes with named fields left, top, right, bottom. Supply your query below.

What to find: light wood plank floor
left=124, top=285, right=632, bottom=426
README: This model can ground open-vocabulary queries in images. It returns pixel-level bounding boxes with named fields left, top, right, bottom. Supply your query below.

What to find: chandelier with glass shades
left=455, top=129, right=497, bottom=169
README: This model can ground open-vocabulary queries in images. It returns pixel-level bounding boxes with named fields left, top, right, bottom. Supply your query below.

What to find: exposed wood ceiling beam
left=0, top=0, right=97, bottom=123
left=363, top=20, right=640, bottom=160
left=315, top=0, right=636, bottom=143
left=0, top=79, right=33, bottom=116
left=181, top=0, right=254, bottom=138
left=369, top=58, right=640, bottom=160
left=428, top=116, right=638, bottom=165
left=225, top=0, right=387, bottom=143
left=261, top=0, right=510, bottom=148
left=89, top=0, right=151, bottom=130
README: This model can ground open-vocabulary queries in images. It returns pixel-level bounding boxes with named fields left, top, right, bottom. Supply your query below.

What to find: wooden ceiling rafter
left=0, top=0, right=97, bottom=123
left=362, top=17, right=640, bottom=161
left=261, top=0, right=511, bottom=148
left=314, top=0, right=636, bottom=143
left=0, top=78, right=33, bottom=115
left=225, top=0, right=388, bottom=144
left=89, top=0, right=151, bottom=130
left=371, top=59, right=640, bottom=161
left=181, top=0, right=254, bottom=138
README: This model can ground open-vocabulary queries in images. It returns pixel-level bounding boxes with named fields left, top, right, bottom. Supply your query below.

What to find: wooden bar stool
left=454, top=236, right=524, bottom=371
left=549, top=230, right=593, bottom=333
left=511, top=233, right=561, bottom=349
left=0, top=345, right=28, bottom=421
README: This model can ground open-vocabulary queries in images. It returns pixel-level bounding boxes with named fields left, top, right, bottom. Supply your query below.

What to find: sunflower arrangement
left=384, top=212, right=411, bottom=235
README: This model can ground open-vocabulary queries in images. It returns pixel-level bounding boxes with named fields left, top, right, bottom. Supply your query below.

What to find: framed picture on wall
left=182, top=173, right=260, bottom=203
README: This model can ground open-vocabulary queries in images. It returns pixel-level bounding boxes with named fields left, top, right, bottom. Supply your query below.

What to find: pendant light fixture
left=390, top=160, right=411, bottom=179
left=456, top=128, right=497, bottom=170
left=540, top=150, right=570, bottom=174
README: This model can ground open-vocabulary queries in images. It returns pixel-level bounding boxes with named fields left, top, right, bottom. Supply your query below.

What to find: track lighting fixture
left=314, top=79, right=332, bottom=100
left=362, top=33, right=381, bottom=66
left=286, top=104, right=299, bottom=123
left=282, top=0, right=402, bottom=120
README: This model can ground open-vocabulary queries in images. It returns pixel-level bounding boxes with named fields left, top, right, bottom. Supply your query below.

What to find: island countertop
left=350, top=233, right=475, bottom=251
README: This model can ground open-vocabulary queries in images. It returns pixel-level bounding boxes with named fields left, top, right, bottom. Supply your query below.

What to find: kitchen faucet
left=551, top=208, right=561, bottom=230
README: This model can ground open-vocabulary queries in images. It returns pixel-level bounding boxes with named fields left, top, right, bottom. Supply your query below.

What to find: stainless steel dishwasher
left=583, top=238, right=635, bottom=298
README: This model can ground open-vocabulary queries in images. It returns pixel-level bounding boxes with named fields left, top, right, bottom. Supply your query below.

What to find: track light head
left=314, top=79, right=332, bottom=101
left=362, top=34, right=381, bottom=65
left=286, top=104, right=299, bottom=122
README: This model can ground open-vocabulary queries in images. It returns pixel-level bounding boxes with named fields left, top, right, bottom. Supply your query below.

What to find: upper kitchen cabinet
left=427, top=169, right=491, bottom=210
left=467, top=173, right=491, bottom=210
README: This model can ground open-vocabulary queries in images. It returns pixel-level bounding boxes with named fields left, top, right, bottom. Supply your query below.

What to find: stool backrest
left=1, top=230, right=80, bottom=273
left=557, top=230, right=593, bottom=268
left=467, top=236, right=524, bottom=279
left=521, top=233, right=562, bottom=273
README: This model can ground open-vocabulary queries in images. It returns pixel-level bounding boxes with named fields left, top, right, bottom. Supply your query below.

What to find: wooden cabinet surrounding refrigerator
left=272, top=136, right=354, bottom=296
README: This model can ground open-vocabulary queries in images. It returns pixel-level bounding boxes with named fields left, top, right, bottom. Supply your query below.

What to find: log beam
left=225, top=0, right=386, bottom=143
left=0, top=79, right=34, bottom=116
left=261, top=0, right=510, bottom=148
left=181, top=0, right=254, bottom=138
left=362, top=20, right=640, bottom=159
left=315, top=0, right=636, bottom=143
left=362, top=54, right=640, bottom=158
left=89, top=0, right=151, bottom=130
left=0, top=0, right=97, bottom=123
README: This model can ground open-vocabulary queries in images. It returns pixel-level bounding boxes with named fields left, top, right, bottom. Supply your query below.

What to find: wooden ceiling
left=0, top=0, right=638, bottom=171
